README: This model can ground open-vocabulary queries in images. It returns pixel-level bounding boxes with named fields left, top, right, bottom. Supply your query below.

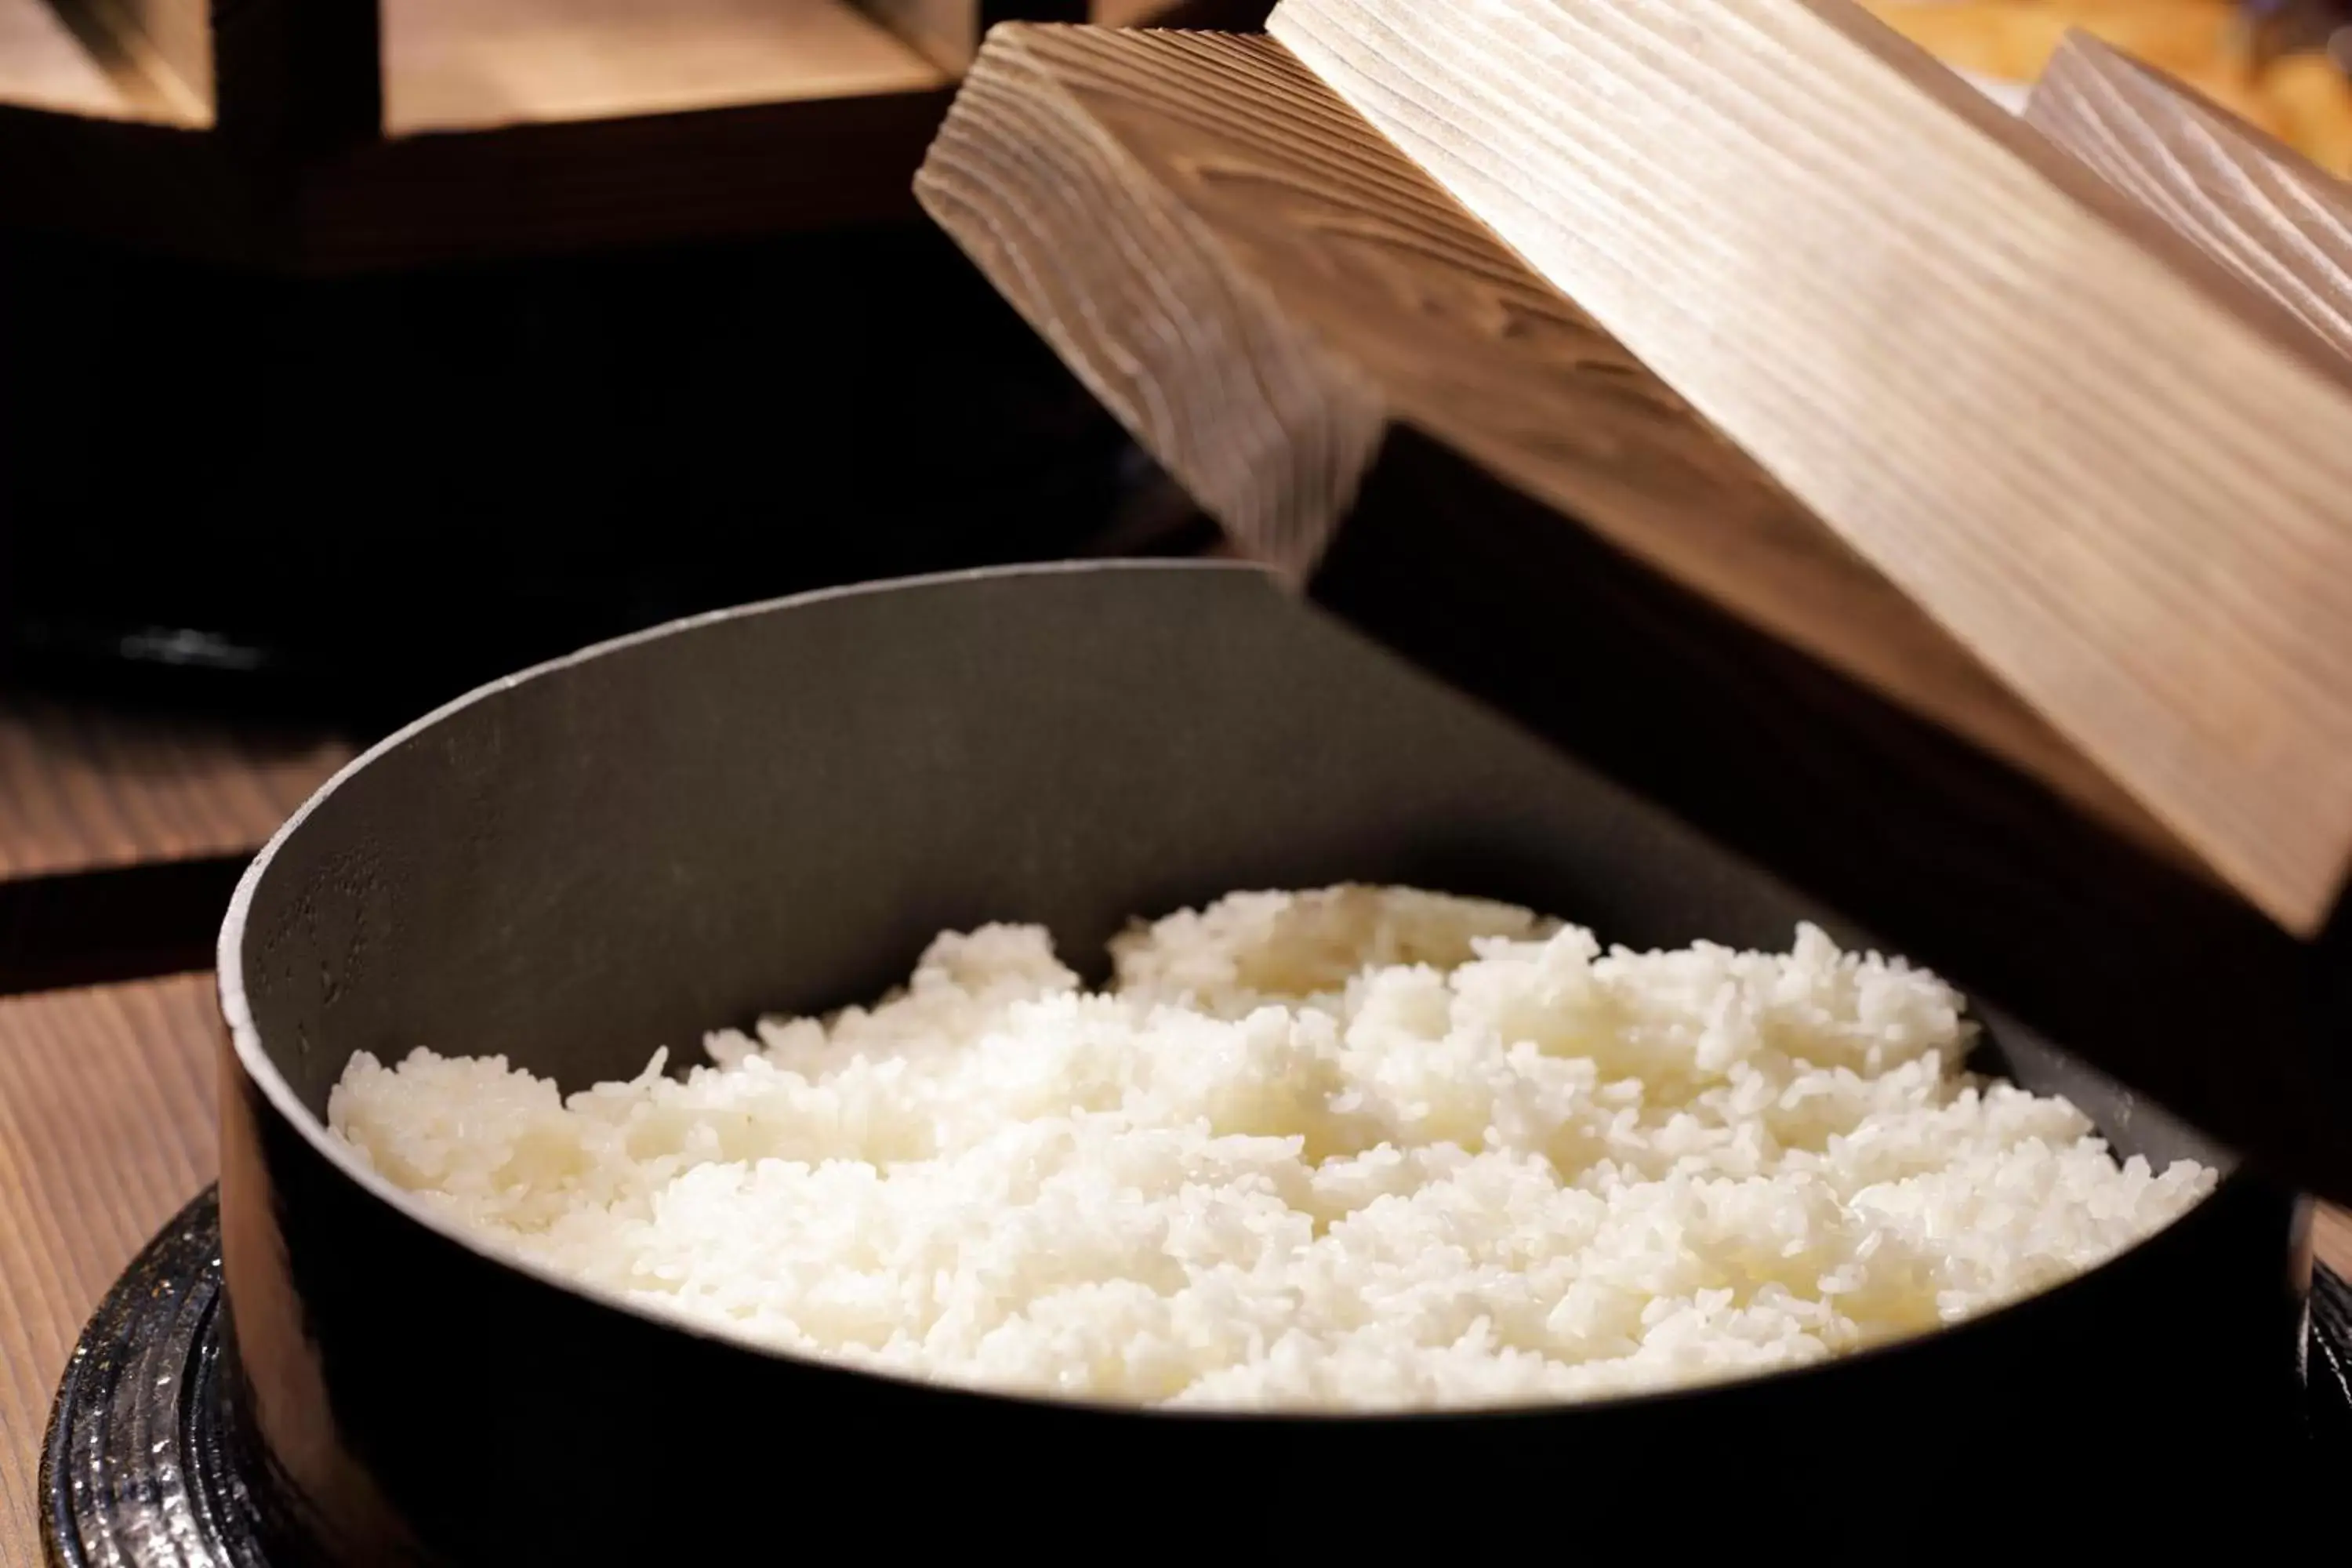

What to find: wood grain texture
left=387, top=0, right=949, bottom=133
left=50, top=0, right=212, bottom=122
left=916, top=24, right=2183, bottom=865
left=0, top=0, right=136, bottom=118
left=923, top=30, right=1383, bottom=573
left=917, top=22, right=2352, bottom=1205
left=0, top=973, right=219, bottom=1568
left=0, top=697, right=349, bottom=883
left=1271, top=0, right=2352, bottom=937
left=0, top=698, right=350, bottom=994
left=2029, top=31, right=2352, bottom=366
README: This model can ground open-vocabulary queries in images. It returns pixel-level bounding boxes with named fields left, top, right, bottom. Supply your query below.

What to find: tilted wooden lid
left=916, top=1, right=2352, bottom=1201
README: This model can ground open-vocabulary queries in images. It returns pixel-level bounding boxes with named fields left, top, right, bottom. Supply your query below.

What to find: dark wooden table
left=0, top=689, right=2345, bottom=1566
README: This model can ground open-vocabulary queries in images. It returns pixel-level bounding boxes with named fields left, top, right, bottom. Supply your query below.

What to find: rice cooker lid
left=913, top=10, right=2352, bottom=1205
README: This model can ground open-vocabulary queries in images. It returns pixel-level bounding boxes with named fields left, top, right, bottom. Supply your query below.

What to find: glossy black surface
left=42, top=1191, right=267, bottom=1568
left=214, top=565, right=2316, bottom=1560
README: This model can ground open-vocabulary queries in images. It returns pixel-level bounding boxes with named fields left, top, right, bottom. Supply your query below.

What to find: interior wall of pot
left=228, top=563, right=2224, bottom=1172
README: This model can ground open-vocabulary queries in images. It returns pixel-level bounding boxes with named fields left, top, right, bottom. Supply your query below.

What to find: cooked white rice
left=328, top=885, right=2213, bottom=1410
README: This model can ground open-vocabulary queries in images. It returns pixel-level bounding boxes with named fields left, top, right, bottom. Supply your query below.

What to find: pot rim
left=213, top=558, right=2278, bottom=1427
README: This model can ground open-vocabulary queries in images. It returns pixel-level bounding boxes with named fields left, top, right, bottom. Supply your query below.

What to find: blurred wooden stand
left=0, top=1, right=1251, bottom=727
left=0, top=0, right=1269, bottom=269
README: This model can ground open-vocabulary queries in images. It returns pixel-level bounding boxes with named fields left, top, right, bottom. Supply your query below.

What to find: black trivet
left=44, top=1187, right=2352, bottom=1564
left=41, top=1189, right=266, bottom=1567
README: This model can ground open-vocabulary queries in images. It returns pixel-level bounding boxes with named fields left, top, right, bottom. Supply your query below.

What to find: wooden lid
left=917, top=5, right=2352, bottom=1202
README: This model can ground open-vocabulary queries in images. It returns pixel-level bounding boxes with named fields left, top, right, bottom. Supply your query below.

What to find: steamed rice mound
left=328, top=886, right=2213, bottom=1410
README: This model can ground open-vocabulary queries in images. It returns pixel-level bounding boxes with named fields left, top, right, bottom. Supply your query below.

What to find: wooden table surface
left=0, top=691, right=2346, bottom=1566
left=0, top=698, right=355, bottom=995
left=0, top=691, right=353, bottom=1567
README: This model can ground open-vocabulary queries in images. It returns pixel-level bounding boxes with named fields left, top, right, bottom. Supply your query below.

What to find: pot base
left=42, top=1187, right=2352, bottom=1563
left=41, top=1189, right=263, bottom=1567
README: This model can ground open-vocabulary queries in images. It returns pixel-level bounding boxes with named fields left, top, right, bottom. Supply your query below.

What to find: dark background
left=0, top=218, right=1212, bottom=737
left=0, top=0, right=1290, bottom=739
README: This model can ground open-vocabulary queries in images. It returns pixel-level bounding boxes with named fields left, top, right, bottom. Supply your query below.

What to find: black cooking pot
left=216, top=562, right=2310, bottom=1561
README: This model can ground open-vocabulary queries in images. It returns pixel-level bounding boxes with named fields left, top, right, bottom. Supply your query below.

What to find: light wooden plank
left=50, top=0, right=210, bottom=122
left=0, top=975, right=217, bottom=1568
left=2029, top=31, right=2352, bottom=366
left=0, top=697, right=350, bottom=883
left=385, top=0, right=949, bottom=134
left=0, top=0, right=131, bottom=116
left=2320, top=1202, right=2352, bottom=1280
left=1269, top=0, right=2352, bottom=935
left=0, top=696, right=354, bottom=993
left=916, top=23, right=2183, bottom=866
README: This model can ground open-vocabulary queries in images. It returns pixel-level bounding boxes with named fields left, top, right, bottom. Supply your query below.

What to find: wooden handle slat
left=2028, top=30, right=2352, bottom=367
